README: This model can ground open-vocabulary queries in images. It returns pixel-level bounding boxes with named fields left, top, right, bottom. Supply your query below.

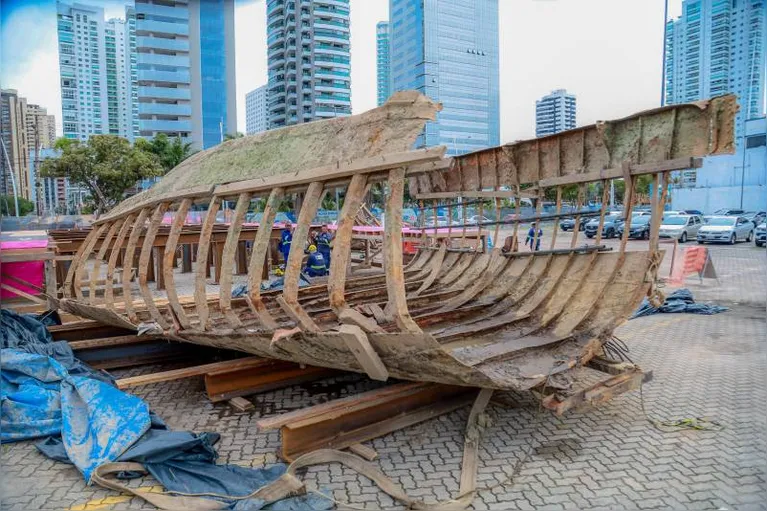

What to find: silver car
left=659, top=214, right=703, bottom=243
left=696, top=216, right=755, bottom=244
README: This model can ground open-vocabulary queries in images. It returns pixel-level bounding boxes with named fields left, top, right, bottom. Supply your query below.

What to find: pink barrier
left=0, top=235, right=49, bottom=300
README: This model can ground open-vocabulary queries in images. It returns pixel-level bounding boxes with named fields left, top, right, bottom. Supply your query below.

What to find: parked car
left=713, top=208, right=745, bottom=216
left=466, top=215, right=493, bottom=225
left=632, top=211, right=652, bottom=217
left=585, top=213, right=623, bottom=239
left=425, top=215, right=451, bottom=227
left=679, top=209, right=703, bottom=216
left=696, top=216, right=754, bottom=244
left=617, top=215, right=652, bottom=239
left=742, top=211, right=766, bottom=227
left=755, top=222, right=766, bottom=247
left=659, top=214, right=703, bottom=243
left=559, top=217, right=586, bottom=231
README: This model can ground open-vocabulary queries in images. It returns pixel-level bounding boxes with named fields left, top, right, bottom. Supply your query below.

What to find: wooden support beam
left=115, top=356, right=267, bottom=389
left=383, top=168, right=421, bottom=333
left=279, top=181, right=323, bottom=332
left=537, top=156, right=702, bottom=187
left=246, top=187, right=283, bottom=329
left=540, top=368, right=652, bottom=416
left=219, top=192, right=251, bottom=327
left=48, top=320, right=134, bottom=341
left=138, top=203, right=170, bottom=329
left=338, top=324, right=389, bottom=381
left=257, top=382, right=476, bottom=461
left=215, top=147, right=446, bottom=196
left=195, top=197, right=221, bottom=329
left=164, top=199, right=193, bottom=329
left=205, top=360, right=338, bottom=402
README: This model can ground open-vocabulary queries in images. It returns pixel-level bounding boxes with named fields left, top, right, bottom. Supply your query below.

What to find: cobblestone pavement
left=2, top=246, right=765, bottom=511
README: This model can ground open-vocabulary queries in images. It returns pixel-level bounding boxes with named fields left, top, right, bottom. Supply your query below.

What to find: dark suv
left=585, top=213, right=624, bottom=239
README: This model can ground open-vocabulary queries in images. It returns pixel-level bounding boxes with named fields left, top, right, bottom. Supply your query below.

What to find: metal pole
left=0, top=137, right=20, bottom=217
left=740, top=146, right=747, bottom=209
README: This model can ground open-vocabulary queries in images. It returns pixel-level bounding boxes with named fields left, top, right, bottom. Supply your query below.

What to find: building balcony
left=314, top=32, right=349, bottom=45
left=137, top=36, right=189, bottom=52
left=315, top=19, right=349, bottom=31
left=138, top=69, right=190, bottom=84
left=318, top=0, right=350, bottom=9
left=136, top=19, right=189, bottom=37
left=138, top=52, right=189, bottom=68
left=315, top=83, right=350, bottom=93
left=138, top=102, right=192, bottom=116
left=314, top=6, right=349, bottom=17
left=314, top=68, right=350, bottom=79
left=268, top=56, right=286, bottom=69
left=139, top=119, right=192, bottom=132
left=314, top=45, right=349, bottom=56
left=138, top=86, right=191, bottom=100
left=135, top=3, right=188, bottom=20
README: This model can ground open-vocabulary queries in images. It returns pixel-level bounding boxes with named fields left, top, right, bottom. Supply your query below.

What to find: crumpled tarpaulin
left=1, top=349, right=151, bottom=481
left=631, top=288, right=728, bottom=319
left=0, top=309, right=333, bottom=510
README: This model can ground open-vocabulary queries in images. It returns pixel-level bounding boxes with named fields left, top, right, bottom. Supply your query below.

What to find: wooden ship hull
left=58, top=91, right=736, bottom=402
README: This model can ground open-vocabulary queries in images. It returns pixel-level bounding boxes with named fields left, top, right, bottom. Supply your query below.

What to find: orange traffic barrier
left=669, top=246, right=708, bottom=285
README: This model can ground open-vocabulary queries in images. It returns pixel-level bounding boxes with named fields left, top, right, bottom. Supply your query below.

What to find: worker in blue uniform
left=316, top=225, right=333, bottom=269
left=304, top=245, right=327, bottom=276
left=279, top=224, right=293, bottom=263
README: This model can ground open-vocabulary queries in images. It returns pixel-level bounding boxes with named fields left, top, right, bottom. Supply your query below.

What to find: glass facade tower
left=389, top=0, right=500, bottom=155
left=135, top=0, right=235, bottom=150
left=266, top=0, right=352, bottom=128
left=665, top=0, right=766, bottom=141
left=376, top=21, right=391, bottom=106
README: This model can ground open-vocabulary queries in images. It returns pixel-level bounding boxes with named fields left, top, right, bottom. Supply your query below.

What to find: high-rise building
left=56, top=2, right=109, bottom=141
left=389, top=0, right=499, bottom=156
left=376, top=21, right=390, bottom=106
left=105, top=15, right=138, bottom=140
left=0, top=90, right=31, bottom=200
left=56, top=2, right=138, bottom=142
left=25, top=104, right=57, bottom=149
left=135, top=0, right=236, bottom=149
left=664, top=0, right=766, bottom=141
left=535, top=89, right=577, bottom=137
left=266, top=0, right=352, bottom=129
left=246, top=85, right=268, bottom=135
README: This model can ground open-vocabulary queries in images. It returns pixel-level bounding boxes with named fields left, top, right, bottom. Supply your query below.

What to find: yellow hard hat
left=308, top=244, right=317, bottom=252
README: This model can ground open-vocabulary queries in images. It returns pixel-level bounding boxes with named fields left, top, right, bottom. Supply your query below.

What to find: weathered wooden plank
left=137, top=203, right=170, bottom=329
left=383, top=168, right=421, bottom=333
left=104, top=213, right=135, bottom=308
left=219, top=192, right=251, bottom=327
left=121, top=208, right=150, bottom=322
left=194, top=197, right=221, bottom=329
left=246, top=187, right=283, bottom=329
left=278, top=181, right=323, bottom=332
left=115, top=356, right=267, bottom=389
left=163, top=199, right=193, bottom=329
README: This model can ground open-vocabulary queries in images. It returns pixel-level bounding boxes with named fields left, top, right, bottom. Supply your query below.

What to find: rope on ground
left=608, top=335, right=725, bottom=433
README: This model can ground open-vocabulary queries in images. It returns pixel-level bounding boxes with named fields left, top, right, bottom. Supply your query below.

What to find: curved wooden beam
left=163, top=198, right=193, bottom=330
left=138, top=202, right=170, bottom=329
left=194, top=196, right=221, bottom=330
left=277, top=181, right=323, bottom=332
left=89, top=219, right=123, bottom=304
left=219, top=192, right=251, bottom=328
left=383, top=167, right=421, bottom=333
left=104, top=213, right=136, bottom=308
left=246, top=187, right=283, bottom=330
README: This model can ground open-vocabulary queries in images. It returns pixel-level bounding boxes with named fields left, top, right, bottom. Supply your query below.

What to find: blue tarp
left=0, top=309, right=332, bottom=509
left=1, top=348, right=151, bottom=481
left=631, top=288, right=729, bottom=319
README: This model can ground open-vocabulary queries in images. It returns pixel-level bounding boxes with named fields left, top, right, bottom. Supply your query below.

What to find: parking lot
left=1, top=231, right=765, bottom=511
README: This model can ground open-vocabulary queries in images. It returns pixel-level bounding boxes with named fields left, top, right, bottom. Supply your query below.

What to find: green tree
left=134, top=133, right=194, bottom=173
left=0, top=195, right=35, bottom=216
left=40, top=135, right=163, bottom=215
left=224, top=132, right=244, bottom=141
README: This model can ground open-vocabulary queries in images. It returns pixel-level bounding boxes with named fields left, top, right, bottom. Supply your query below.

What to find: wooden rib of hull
left=58, top=91, right=735, bottom=393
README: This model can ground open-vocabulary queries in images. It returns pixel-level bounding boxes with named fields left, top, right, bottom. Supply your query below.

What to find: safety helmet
left=308, top=244, right=317, bottom=252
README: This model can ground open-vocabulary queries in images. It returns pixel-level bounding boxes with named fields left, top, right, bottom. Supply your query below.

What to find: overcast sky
left=1, top=0, right=682, bottom=143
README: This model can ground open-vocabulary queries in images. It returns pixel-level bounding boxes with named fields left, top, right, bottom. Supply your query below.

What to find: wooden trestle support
left=57, top=91, right=736, bottom=403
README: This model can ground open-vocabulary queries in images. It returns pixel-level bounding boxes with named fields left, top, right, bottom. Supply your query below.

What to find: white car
left=659, top=214, right=703, bottom=243
left=696, top=216, right=755, bottom=244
